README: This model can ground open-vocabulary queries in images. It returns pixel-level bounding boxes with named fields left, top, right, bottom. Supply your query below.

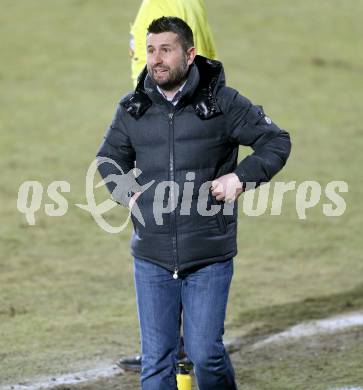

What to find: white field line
left=330, top=388, right=363, bottom=390
left=2, top=311, right=363, bottom=390
left=251, top=311, right=363, bottom=350
left=0, top=364, right=120, bottom=390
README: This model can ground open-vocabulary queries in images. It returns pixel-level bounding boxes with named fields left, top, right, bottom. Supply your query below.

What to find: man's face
left=146, top=32, right=195, bottom=91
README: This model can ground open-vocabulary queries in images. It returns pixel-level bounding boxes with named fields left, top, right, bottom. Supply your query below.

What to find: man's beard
left=148, top=58, right=189, bottom=91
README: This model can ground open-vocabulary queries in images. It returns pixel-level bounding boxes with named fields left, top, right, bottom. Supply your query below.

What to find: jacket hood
left=121, top=55, right=225, bottom=120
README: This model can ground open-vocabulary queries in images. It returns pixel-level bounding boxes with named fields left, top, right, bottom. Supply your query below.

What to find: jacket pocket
left=130, top=193, right=143, bottom=234
left=209, top=190, right=227, bottom=234
left=215, top=211, right=227, bottom=234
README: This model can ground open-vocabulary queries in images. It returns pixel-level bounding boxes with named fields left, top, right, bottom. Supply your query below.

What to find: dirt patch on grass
left=234, top=326, right=363, bottom=390
left=38, top=325, right=363, bottom=390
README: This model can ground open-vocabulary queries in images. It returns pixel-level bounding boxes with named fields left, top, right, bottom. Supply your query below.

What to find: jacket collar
left=121, top=55, right=224, bottom=120
left=156, top=80, right=187, bottom=105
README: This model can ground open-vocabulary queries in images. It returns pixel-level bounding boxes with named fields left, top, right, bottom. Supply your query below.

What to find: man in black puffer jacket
left=97, top=16, right=291, bottom=390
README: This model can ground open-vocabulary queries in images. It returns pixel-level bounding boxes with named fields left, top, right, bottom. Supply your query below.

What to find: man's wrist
left=232, top=169, right=246, bottom=192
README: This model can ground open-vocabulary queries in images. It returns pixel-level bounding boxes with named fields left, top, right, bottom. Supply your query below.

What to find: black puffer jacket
left=97, top=56, right=291, bottom=276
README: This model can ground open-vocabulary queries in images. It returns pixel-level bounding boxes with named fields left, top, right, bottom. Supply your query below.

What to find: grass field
left=1, top=0, right=362, bottom=388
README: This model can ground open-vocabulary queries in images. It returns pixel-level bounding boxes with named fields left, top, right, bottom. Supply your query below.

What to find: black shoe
left=116, top=354, right=142, bottom=372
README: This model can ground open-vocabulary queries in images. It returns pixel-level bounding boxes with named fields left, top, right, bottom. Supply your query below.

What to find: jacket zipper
left=168, top=112, right=179, bottom=279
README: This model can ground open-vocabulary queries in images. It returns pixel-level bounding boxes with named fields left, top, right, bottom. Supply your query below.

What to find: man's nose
left=152, top=51, right=163, bottom=66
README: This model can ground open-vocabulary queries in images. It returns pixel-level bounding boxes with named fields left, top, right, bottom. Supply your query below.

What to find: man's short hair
left=147, top=16, right=194, bottom=52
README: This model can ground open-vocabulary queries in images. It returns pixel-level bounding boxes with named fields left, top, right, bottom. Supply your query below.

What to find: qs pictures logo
left=16, top=158, right=349, bottom=233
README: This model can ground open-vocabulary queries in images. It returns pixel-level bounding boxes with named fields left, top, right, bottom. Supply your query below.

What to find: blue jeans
left=134, top=257, right=238, bottom=390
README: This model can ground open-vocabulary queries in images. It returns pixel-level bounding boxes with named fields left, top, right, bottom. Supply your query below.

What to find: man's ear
left=186, top=47, right=196, bottom=66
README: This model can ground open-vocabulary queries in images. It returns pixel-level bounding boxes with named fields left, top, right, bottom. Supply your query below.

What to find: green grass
left=1, top=0, right=363, bottom=387
left=233, top=327, right=363, bottom=390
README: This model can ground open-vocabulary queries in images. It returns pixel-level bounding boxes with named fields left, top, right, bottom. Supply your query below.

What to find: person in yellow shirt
left=130, top=0, right=217, bottom=86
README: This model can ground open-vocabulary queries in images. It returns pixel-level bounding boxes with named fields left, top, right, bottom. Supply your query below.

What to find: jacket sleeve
left=96, top=102, right=141, bottom=207
left=227, top=92, right=291, bottom=186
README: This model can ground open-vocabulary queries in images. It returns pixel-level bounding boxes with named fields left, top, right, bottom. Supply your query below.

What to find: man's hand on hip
left=211, top=173, right=243, bottom=203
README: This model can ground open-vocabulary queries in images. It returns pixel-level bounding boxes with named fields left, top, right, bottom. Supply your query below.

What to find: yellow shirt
left=130, top=0, right=217, bottom=86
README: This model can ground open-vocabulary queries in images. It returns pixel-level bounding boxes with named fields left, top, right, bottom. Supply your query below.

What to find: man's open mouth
left=154, top=68, right=169, bottom=75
